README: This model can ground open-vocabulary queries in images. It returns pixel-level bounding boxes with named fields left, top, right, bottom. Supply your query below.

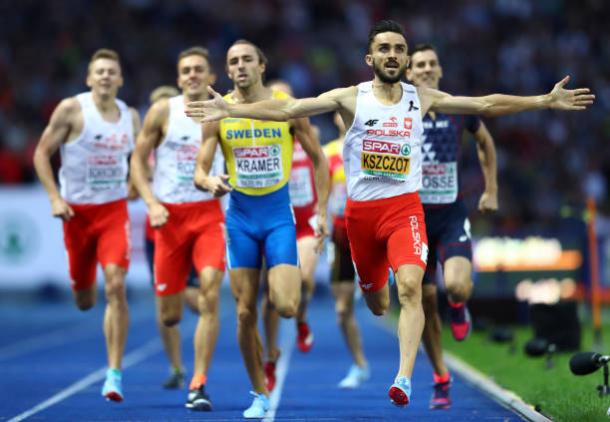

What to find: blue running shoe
left=101, top=368, right=123, bottom=402
left=338, top=364, right=370, bottom=389
left=388, top=376, right=411, bottom=407
left=243, top=391, right=270, bottom=419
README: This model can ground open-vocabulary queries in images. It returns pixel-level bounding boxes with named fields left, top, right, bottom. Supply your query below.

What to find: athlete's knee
left=445, top=277, right=473, bottom=302
left=236, top=304, right=257, bottom=326
left=269, top=289, right=299, bottom=318
left=335, top=296, right=352, bottom=323
left=75, top=295, right=95, bottom=311
left=336, top=305, right=353, bottom=324
left=366, top=294, right=389, bottom=316
left=104, top=270, right=126, bottom=299
left=160, top=309, right=181, bottom=327
left=396, top=275, right=421, bottom=305
left=198, top=288, right=219, bottom=315
left=275, top=300, right=298, bottom=318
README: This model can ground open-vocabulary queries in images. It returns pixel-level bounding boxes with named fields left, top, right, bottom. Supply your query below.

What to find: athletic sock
left=189, top=373, right=207, bottom=390
left=433, top=371, right=450, bottom=384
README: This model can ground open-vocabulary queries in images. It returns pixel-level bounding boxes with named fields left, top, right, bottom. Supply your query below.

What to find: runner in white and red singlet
left=130, top=47, right=225, bottom=411
left=33, top=49, right=140, bottom=402
left=187, top=19, right=594, bottom=407
left=143, top=85, right=203, bottom=391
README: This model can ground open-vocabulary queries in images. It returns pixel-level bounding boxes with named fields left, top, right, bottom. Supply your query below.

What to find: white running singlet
left=59, top=92, right=134, bottom=204
left=343, top=81, right=423, bottom=201
left=153, top=95, right=225, bottom=203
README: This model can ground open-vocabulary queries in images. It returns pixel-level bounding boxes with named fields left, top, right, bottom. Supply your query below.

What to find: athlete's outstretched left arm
left=471, top=121, right=498, bottom=213
left=423, top=76, right=594, bottom=117
left=292, top=118, right=330, bottom=252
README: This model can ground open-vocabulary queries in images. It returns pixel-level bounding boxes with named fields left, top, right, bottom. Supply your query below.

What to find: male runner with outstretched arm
left=187, top=20, right=593, bottom=407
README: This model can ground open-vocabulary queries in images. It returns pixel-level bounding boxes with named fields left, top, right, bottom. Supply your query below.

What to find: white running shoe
left=338, top=364, right=370, bottom=389
left=243, top=391, right=270, bottom=419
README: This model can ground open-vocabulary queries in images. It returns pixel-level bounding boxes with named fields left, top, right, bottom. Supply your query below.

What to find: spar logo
left=363, top=140, right=410, bottom=156
left=234, top=145, right=280, bottom=158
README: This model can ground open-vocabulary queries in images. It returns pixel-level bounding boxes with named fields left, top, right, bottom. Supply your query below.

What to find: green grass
left=441, top=325, right=610, bottom=422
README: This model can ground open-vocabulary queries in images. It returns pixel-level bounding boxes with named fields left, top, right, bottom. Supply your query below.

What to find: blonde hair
left=88, top=48, right=121, bottom=73
left=149, top=85, right=180, bottom=103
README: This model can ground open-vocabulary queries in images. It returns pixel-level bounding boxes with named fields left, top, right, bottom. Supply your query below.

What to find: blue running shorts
left=225, top=184, right=298, bottom=270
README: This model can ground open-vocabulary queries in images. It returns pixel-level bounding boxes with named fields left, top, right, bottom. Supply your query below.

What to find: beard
left=373, top=61, right=406, bottom=84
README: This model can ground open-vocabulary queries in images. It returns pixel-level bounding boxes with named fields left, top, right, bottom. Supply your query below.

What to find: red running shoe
left=449, top=302, right=472, bottom=341
left=297, top=321, right=314, bottom=353
left=264, top=361, right=276, bottom=392
left=388, top=376, right=411, bottom=407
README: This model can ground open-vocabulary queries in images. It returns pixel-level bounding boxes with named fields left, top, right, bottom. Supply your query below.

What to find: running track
left=0, top=288, right=524, bottom=421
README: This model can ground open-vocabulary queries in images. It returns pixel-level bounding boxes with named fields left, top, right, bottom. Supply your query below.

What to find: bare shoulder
left=55, top=96, right=81, bottom=121
left=145, top=98, right=170, bottom=125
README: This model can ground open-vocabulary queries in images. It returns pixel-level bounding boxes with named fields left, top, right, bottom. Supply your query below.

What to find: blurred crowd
left=1, top=0, right=608, bottom=233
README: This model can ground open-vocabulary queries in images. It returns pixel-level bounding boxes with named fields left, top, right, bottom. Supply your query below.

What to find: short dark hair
left=367, top=20, right=406, bottom=52
left=229, top=39, right=268, bottom=66
left=407, top=43, right=437, bottom=68
left=177, top=46, right=211, bottom=72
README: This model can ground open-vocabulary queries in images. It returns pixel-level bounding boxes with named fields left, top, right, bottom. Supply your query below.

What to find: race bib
left=86, top=155, right=126, bottom=186
left=233, top=144, right=283, bottom=188
left=175, top=145, right=198, bottom=183
left=419, top=161, right=458, bottom=204
left=361, top=139, right=410, bottom=181
left=289, top=167, right=314, bottom=207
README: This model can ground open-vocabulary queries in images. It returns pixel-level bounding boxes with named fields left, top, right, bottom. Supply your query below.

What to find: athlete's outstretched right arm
left=130, top=100, right=170, bottom=227
left=186, top=86, right=351, bottom=122
left=33, top=98, right=76, bottom=220
left=194, top=121, right=232, bottom=197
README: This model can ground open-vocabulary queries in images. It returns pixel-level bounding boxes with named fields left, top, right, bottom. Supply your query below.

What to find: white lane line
left=264, top=319, right=296, bottom=422
left=0, top=325, right=93, bottom=362
left=0, top=311, right=153, bottom=362
left=372, top=314, right=550, bottom=422
left=7, top=338, right=162, bottom=422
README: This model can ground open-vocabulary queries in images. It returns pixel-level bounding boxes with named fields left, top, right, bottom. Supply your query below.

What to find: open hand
left=186, top=86, right=229, bottom=122
left=549, top=76, right=595, bottom=111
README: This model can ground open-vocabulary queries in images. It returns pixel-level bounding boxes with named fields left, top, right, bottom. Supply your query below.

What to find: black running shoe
left=429, top=380, right=452, bottom=410
left=162, top=370, right=184, bottom=389
left=185, top=385, right=212, bottom=411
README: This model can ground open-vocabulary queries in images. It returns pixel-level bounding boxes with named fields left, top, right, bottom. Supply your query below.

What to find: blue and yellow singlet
left=219, top=90, right=294, bottom=196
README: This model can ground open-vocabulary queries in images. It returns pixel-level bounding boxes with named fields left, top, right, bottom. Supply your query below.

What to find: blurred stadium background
left=1, top=0, right=609, bottom=320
